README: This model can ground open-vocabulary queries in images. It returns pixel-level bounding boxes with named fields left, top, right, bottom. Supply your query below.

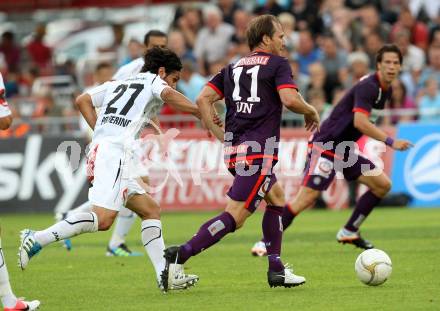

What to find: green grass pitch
left=0, top=208, right=439, bottom=311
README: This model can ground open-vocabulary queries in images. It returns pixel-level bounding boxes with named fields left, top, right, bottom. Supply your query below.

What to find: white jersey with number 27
left=87, top=72, right=169, bottom=146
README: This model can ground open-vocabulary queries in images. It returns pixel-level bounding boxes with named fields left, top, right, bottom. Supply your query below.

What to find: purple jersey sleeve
left=353, top=82, right=378, bottom=116
left=207, top=68, right=225, bottom=99
left=275, top=57, right=298, bottom=91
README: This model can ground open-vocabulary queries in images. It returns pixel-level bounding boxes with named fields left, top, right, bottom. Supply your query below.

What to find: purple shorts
left=226, top=157, right=277, bottom=213
left=302, top=148, right=376, bottom=191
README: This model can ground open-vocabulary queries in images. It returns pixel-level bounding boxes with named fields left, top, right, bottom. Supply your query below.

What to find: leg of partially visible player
left=0, top=227, right=40, bottom=311
left=336, top=169, right=391, bottom=249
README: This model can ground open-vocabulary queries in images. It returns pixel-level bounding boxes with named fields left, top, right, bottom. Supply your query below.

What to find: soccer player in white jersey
left=19, top=48, right=201, bottom=291
left=0, top=73, right=40, bottom=311
left=64, top=30, right=168, bottom=256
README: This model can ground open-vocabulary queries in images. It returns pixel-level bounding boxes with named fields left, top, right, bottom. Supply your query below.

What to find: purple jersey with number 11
left=208, top=51, right=297, bottom=160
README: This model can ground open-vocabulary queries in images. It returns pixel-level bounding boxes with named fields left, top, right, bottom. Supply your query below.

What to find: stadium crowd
left=0, top=0, right=439, bottom=137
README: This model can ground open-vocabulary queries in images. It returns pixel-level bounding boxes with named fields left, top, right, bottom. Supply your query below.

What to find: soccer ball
left=355, top=249, right=392, bottom=286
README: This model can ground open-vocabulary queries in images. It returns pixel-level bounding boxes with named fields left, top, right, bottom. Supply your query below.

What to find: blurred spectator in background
left=253, top=0, right=285, bottom=16
left=168, top=30, right=196, bottom=64
left=393, top=28, right=425, bottom=72
left=289, top=59, right=309, bottom=94
left=307, top=87, right=332, bottom=120
left=98, top=24, right=127, bottom=65
left=176, top=6, right=203, bottom=50
left=93, top=62, right=114, bottom=85
left=177, top=60, right=206, bottom=103
left=339, top=51, right=370, bottom=89
left=208, top=60, right=226, bottom=78
left=320, top=33, right=347, bottom=85
left=217, top=0, right=242, bottom=25
left=3, top=71, right=19, bottom=97
left=358, top=5, right=390, bottom=41
left=307, top=62, right=333, bottom=103
left=429, top=26, right=440, bottom=48
left=363, top=31, right=384, bottom=70
left=278, top=12, right=298, bottom=55
left=384, top=79, right=416, bottom=125
left=0, top=31, right=20, bottom=72
left=345, top=0, right=381, bottom=10
left=120, top=39, right=143, bottom=66
left=194, top=6, right=234, bottom=76
left=26, top=24, right=52, bottom=72
left=418, top=77, right=440, bottom=122
left=17, top=67, right=39, bottom=97
left=418, top=46, right=440, bottom=88
left=289, top=0, right=322, bottom=33
left=408, top=0, right=440, bottom=23
left=329, top=6, right=361, bottom=52
left=230, top=9, right=251, bottom=46
left=390, top=6, right=429, bottom=51
left=293, top=30, right=321, bottom=75
left=228, top=37, right=250, bottom=64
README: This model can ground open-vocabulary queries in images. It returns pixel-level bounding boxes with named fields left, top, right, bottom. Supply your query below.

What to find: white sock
left=35, top=212, right=99, bottom=247
left=67, top=201, right=92, bottom=217
left=108, top=208, right=136, bottom=249
left=141, top=219, right=165, bottom=282
left=0, top=240, right=17, bottom=308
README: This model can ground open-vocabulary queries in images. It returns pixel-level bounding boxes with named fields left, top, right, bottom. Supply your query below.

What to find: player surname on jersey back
left=100, top=115, right=131, bottom=127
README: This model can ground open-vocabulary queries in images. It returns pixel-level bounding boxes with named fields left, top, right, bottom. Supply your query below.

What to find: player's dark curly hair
left=141, top=47, right=182, bottom=74
left=376, top=44, right=403, bottom=65
left=246, top=14, right=280, bottom=51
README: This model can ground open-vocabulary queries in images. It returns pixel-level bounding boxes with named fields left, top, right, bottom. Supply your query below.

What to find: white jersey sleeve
left=151, top=75, right=171, bottom=99
left=86, top=82, right=110, bottom=108
left=112, top=58, right=144, bottom=80
left=0, top=73, right=11, bottom=118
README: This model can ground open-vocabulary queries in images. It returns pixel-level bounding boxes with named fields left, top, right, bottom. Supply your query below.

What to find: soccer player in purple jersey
left=251, top=44, right=413, bottom=256
left=161, top=15, right=320, bottom=290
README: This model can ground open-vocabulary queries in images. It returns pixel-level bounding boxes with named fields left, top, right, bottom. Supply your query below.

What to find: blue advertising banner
left=391, top=123, right=440, bottom=207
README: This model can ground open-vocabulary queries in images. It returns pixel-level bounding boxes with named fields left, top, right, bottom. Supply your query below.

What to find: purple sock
left=178, top=212, right=236, bottom=264
left=345, top=190, right=381, bottom=232
left=263, top=205, right=284, bottom=272
left=261, top=204, right=297, bottom=244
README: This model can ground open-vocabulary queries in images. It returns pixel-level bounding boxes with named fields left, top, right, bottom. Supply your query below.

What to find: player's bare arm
left=160, top=87, right=201, bottom=119
left=196, top=85, right=225, bottom=142
left=75, top=93, right=97, bottom=129
left=353, top=112, right=412, bottom=150
left=279, top=88, right=320, bottom=131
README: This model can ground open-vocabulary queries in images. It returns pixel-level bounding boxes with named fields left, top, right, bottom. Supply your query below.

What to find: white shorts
left=87, top=142, right=128, bottom=211
left=87, top=142, right=147, bottom=211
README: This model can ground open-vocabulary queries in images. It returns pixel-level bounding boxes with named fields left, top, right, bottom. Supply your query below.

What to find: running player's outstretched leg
left=54, top=201, right=93, bottom=252
left=0, top=232, right=40, bottom=310
left=337, top=172, right=391, bottom=249
left=19, top=211, right=101, bottom=270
